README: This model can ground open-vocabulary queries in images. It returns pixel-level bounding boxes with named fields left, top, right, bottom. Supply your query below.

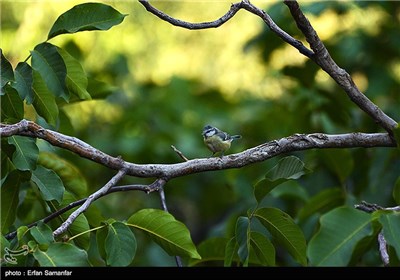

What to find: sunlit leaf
left=31, top=42, right=68, bottom=100
left=33, top=243, right=90, bottom=266
left=48, top=3, right=127, bottom=40
left=8, top=136, right=38, bottom=171
left=308, top=206, right=372, bottom=266
left=31, top=165, right=64, bottom=203
left=105, top=222, right=136, bottom=266
left=127, top=209, right=200, bottom=259
left=254, top=207, right=307, bottom=266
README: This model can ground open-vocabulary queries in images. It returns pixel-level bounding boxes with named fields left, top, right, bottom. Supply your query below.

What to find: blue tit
left=202, top=125, right=241, bottom=157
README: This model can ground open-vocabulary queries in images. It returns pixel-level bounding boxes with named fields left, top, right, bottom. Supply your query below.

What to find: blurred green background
left=2, top=0, right=399, bottom=265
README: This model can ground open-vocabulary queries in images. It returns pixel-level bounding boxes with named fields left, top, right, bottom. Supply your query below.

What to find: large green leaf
left=8, top=136, right=38, bottom=171
left=48, top=3, right=127, bottom=40
left=249, top=231, right=275, bottom=266
left=1, top=171, right=24, bottom=234
left=308, top=206, right=372, bottom=266
left=30, top=222, right=54, bottom=245
left=105, top=222, right=136, bottom=266
left=254, top=207, right=307, bottom=266
left=224, top=237, right=238, bottom=267
left=1, top=50, right=14, bottom=89
left=0, top=85, right=23, bottom=122
left=32, top=70, right=59, bottom=126
left=127, top=209, right=200, bottom=259
left=254, top=156, right=309, bottom=202
left=33, top=243, right=90, bottom=266
left=57, top=48, right=91, bottom=100
left=298, top=188, right=345, bottom=221
left=38, top=152, right=88, bottom=197
left=379, top=212, right=400, bottom=259
left=235, top=216, right=250, bottom=265
left=188, top=237, right=227, bottom=266
left=31, top=165, right=65, bottom=203
left=31, top=42, right=68, bottom=100
left=12, top=62, right=34, bottom=104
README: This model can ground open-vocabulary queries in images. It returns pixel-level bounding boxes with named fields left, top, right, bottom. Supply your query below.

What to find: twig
left=355, top=201, right=400, bottom=267
left=1, top=120, right=396, bottom=179
left=171, top=145, right=189, bottom=161
left=3, top=183, right=154, bottom=240
left=283, top=1, right=397, bottom=134
left=378, top=232, right=389, bottom=267
left=53, top=169, right=127, bottom=237
left=158, top=186, right=183, bottom=267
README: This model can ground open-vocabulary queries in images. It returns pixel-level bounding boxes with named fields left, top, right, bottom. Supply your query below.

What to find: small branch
left=355, top=201, right=400, bottom=267
left=171, top=145, right=189, bottom=162
left=283, top=0, right=397, bottom=134
left=1, top=120, right=396, bottom=179
left=4, top=182, right=161, bottom=240
left=53, top=169, right=127, bottom=237
left=378, top=232, right=390, bottom=267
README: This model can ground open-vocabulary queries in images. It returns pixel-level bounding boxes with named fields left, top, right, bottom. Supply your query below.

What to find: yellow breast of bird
left=204, top=135, right=232, bottom=153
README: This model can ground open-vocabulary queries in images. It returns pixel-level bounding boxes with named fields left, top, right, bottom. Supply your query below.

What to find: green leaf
left=1, top=85, right=24, bottom=122
left=105, top=222, right=136, bottom=266
left=298, top=188, right=345, bottom=221
left=48, top=3, right=127, bottom=40
left=379, top=212, right=400, bottom=259
left=33, top=243, right=90, bottom=266
left=393, top=123, right=400, bottom=149
left=1, top=171, right=23, bottom=234
left=1, top=50, right=14, bottom=89
left=32, top=70, right=59, bottom=126
left=224, top=237, right=238, bottom=267
left=307, top=206, right=372, bottom=266
left=188, top=237, right=227, bottom=266
left=12, top=62, right=34, bottom=104
left=250, top=231, right=275, bottom=266
left=38, top=152, right=88, bottom=197
left=8, top=136, right=39, bottom=171
left=235, top=216, right=250, bottom=265
left=87, top=77, right=118, bottom=99
left=320, top=149, right=354, bottom=183
left=254, top=207, right=307, bottom=266
left=394, top=176, right=400, bottom=204
left=254, top=156, right=309, bottom=202
left=31, top=165, right=65, bottom=203
left=127, top=209, right=201, bottom=259
left=57, top=48, right=91, bottom=100
left=96, top=225, right=108, bottom=261
left=31, top=42, right=68, bottom=100
left=30, top=222, right=54, bottom=245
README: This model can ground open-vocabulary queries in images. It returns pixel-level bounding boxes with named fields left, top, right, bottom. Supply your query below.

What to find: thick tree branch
left=53, top=169, right=127, bottom=237
left=1, top=120, right=396, bottom=180
left=283, top=1, right=397, bottom=134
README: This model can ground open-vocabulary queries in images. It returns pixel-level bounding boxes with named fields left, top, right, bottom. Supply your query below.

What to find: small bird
left=202, top=125, right=241, bottom=157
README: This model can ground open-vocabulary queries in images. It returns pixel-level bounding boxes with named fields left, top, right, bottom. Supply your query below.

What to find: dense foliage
left=1, top=1, right=399, bottom=267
